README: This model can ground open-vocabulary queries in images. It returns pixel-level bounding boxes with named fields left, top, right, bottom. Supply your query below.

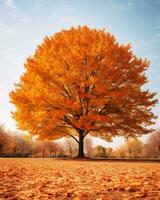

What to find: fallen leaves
left=0, top=158, right=160, bottom=200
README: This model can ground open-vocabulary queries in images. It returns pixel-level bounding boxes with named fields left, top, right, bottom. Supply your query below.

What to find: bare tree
left=46, top=141, right=57, bottom=158
left=10, top=134, right=21, bottom=156
left=64, top=137, right=77, bottom=157
left=0, top=125, right=10, bottom=156
left=144, top=130, right=160, bottom=158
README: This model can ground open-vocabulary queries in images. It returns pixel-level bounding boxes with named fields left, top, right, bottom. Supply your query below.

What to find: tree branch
left=68, top=134, right=79, bottom=143
left=83, top=132, right=88, bottom=138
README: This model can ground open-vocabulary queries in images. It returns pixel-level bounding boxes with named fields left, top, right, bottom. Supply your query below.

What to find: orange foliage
left=10, top=26, right=157, bottom=156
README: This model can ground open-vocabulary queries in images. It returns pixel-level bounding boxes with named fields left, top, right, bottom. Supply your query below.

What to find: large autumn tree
left=10, top=26, right=157, bottom=158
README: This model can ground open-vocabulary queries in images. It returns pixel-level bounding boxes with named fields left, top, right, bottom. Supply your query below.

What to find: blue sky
left=0, top=0, right=160, bottom=147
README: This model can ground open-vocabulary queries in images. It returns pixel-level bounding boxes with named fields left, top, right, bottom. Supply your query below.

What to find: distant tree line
left=0, top=125, right=63, bottom=158
left=92, top=131, right=160, bottom=159
left=0, top=125, right=160, bottom=158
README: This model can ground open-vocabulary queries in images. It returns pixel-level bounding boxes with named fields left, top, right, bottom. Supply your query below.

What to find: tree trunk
left=70, top=147, right=72, bottom=158
left=0, top=146, right=2, bottom=156
left=78, top=132, right=84, bottom=158
left=42, top=150, right=45, bottom=158
left=21, top=149, right=23, bottom=157
left=13, top=147, right=16, bottom=157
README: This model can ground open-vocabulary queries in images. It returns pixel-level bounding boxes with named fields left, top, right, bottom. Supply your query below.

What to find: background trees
left=0, top=125, right=61, bottom=157
left=10, top=26, right=157, bottom=158
left=93, top=145, right=106, bottom=157
left=0, top=125, right=10, bottom=155
left=0, top=124, right=160, bottom=158
left=143, top=130, right=160, bottom=158
left=84, top=136, right=93, bottom=157
left=64, top=138, right=77, bottom=157
left=115, top=138, right=143, bottom=158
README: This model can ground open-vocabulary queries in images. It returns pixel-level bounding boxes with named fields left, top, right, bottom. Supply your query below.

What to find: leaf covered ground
left=0, top=158, right=160, bottom=200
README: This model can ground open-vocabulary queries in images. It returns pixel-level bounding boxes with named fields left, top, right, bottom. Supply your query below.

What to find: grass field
left=0, top=158, right=160, bottom=200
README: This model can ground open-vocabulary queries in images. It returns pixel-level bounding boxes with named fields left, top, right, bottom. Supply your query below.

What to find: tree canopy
left=10, top=26, right=157, bottom=157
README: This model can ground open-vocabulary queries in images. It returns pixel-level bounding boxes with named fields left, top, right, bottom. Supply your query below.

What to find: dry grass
left=0, top=158, right=160, bottom=199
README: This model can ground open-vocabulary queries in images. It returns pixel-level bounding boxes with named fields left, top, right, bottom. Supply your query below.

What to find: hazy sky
left=0, top=0, right=160, bottom=148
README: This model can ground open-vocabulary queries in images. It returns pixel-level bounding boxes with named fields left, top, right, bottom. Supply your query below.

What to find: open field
left=0, top=159, right=160, bottom=200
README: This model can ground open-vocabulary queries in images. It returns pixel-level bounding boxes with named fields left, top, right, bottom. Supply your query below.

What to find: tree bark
left=0, top=146, right=2, bottom=156
left=78, top=131, right=84, bottom=158
left=42, top=150, right=45, bottom=158
left=13, top=147, right=16, bottom=157
left=21, top=149, right=23, bottom=157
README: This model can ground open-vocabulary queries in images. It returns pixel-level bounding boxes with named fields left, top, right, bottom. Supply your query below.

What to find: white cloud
left=4, top=0, right=16, bottom=16
left=4, top=0, right=16, bottom=10
left=92, top=136, right=125, bottom=150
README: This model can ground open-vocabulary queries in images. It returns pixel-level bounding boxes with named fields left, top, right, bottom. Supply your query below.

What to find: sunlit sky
left=0, top=0, right=160, bottom=149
